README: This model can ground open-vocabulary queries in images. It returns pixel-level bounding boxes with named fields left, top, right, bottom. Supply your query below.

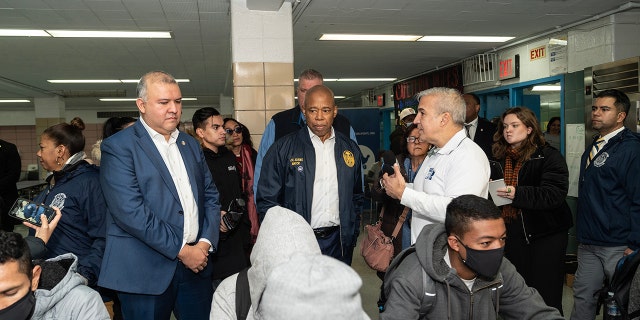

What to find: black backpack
left=378, top=245, right=435, bottom=316
left=597, top=250, right=640, bottom=319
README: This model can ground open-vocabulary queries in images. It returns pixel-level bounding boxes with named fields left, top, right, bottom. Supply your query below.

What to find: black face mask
left=0, top=291, right=36, bottom=320
left=457, top=237, right=504, bottom=280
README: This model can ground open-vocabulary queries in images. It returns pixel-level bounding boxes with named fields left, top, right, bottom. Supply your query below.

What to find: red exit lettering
left=530, top=46, right=546, bottom=60
left=500, top=59, right=512, bottom=78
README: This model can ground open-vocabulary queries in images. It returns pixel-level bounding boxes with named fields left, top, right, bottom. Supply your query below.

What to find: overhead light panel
left=0, top=29, right=49, bottom=37
left=46, top=30, right=172, bottom=38
left=0, top=99, right=31, bottom=103
left=50, top=79, right=190, bottom=84
left=320, top=34, right=421, bottom=41
left=0, top=29, right=171, bottom=38
left=100, top=97, right=197, bottom=101
left=337, top=78, right=396, bottom=82
left=418, top=36, right=514, bottom=42
left=531, top=85, right=561, bottom=91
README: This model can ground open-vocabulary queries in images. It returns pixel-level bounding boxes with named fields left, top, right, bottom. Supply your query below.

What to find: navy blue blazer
left=98, top=120, right=220, bottom=294
left=474, top=117, right=497, bottom=159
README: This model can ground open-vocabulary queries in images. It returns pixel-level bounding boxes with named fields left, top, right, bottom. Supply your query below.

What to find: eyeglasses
left=406, top=136, right=424, bottom=143
left=225, top=126, right=243, bottom=135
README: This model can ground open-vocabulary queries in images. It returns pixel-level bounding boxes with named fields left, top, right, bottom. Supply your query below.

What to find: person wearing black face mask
left=0, top=231, right=109, bottom=320
left=381, top=195, right=562, bottom=320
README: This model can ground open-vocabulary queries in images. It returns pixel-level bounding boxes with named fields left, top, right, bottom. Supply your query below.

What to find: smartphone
left=8, top=198, right=57, bottom=227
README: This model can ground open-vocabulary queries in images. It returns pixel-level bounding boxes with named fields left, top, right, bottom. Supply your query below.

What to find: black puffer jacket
left=493, top=145, right=573, bottom=241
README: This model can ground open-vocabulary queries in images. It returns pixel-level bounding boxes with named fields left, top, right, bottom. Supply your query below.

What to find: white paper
left=488, top=179, right=512, bottom=207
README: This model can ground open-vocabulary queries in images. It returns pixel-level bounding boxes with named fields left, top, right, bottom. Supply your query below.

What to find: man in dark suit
left=0, top=139, right=21, bottom=232
left=463, top=93, right=497, bottom=159
left=98, top=71, right=221, bottom=320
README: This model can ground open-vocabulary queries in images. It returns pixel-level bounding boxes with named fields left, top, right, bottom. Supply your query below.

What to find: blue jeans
left=570, top=243, right=626, bottom=320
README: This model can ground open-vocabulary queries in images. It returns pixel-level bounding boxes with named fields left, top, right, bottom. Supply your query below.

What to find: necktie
left=465, top=124, right=472, bottom=139
left=587, top=137, right=604, bottom=167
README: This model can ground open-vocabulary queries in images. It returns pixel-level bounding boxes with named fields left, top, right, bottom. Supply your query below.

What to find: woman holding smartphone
left=32, top=117, right=106, bottom=288
left=491, top=107, right=572, bottom=315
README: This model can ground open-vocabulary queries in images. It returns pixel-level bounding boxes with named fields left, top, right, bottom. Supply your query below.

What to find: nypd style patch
left=593, top=152, right=608, bottom=167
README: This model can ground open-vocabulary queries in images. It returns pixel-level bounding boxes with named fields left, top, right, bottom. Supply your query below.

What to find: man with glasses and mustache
left=192, top=107, right=250, bottom=292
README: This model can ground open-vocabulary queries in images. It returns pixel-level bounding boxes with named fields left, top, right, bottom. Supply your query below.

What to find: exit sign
left=499, top=54, right=519, bottom=80
left=530, top=46, right=546, bottom=61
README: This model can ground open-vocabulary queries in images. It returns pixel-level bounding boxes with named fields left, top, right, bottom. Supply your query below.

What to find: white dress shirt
left=464, top=117, right=479, bottom=140
left=401, top=129, right=490, bottom=243
left=140, top=117, right=200, bottom=246
left=308, top=127, right=340, bottom=228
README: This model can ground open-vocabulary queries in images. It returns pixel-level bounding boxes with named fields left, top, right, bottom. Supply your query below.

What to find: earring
left=56, top=156, right=62, bottom=166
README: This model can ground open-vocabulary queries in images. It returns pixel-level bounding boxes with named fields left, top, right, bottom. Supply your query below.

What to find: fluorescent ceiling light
left=50, top=79, right=190, bottom=84
left=320, top=34, right=421, bottom=41
left=549, top=38, right=567, bottom=45
left=46, top=30, right=171, bottom=38
left=48, top=79, right=121, bottom=83
left=294, top=78, right=393, bottom=82
left=121, top=79, right=190, bottom=83
left=334, top=96, right=346, bottom=99
left=531, top=85, right=561, bottom=91
left=100, top=97, right=197, bottom=102
left=0, top=29, right=49, bottom=37
left=0, top=99, right=31, bottom=103
left=337, top=78, right=396, bottom=82
left=418, top=36, right=514, bottom=42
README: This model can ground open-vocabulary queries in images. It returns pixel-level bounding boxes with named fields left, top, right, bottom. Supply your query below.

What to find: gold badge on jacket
left=342, top=150, right=355, bottom=168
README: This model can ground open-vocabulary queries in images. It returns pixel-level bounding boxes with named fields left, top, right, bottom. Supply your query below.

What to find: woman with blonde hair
left=492, top=107, right=572, bottom=314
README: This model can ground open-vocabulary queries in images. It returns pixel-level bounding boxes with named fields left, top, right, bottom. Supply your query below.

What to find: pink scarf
left=240, top=144, right=259, bottom=243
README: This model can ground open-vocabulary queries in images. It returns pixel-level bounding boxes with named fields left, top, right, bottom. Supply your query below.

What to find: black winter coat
left=493, top=145, right=573, bottom=241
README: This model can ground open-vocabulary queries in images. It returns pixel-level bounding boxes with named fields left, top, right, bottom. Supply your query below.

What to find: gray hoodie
left=381, top=223, right=563, bottom=320
left=32, top=253, right=110, bottom=320
left=210, top=206, right=322, bottom=320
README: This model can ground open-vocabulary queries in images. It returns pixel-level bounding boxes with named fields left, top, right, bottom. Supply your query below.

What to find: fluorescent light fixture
left=337, top=78, right=396, bottom=82
left=100, top=97, right=197, bottom=102
left=334, top=96, right=346, bottom=99
left=46, top=30, right=171, bottom=38
left=294, top=78, right=337, bottom=82
left=531, top=85, right=561, bottom=92
left=320, top=34, right=421, bottom=41
left=0, top=29, right=49, bottom=37
left=121, top=79, right=190, bottom=83
left=549, top=38, right=567, bottom=46
left=50, top=79, right=190, bottom=84
left=48, top=79, right=121, bottom=84
left=0, top=99, right=31, bottom=103
left=418, top=36, right=514, bottom=42
left=294, top=78, right=393, bottom=82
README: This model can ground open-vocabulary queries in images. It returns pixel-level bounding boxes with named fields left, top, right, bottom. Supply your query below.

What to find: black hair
left=465, top=92, right=481, bottom=105
left=223, top=118, right=254, bottom=148
left=42, top=117, right=86, bottom=154
left=0, top=231, right=33, bottom=280
left=192, top=107, right=221, bottom=130
left=595, top=89, right=631, bottom=117
left=102, top=116, right=136, bottom=139
left=445, top=195, right=502, bottom=236
left=546, top=116, right=561, bottom=133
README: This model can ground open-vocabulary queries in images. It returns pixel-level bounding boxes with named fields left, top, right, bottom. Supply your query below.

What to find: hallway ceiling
left=0, top=0, right=636, bottom=110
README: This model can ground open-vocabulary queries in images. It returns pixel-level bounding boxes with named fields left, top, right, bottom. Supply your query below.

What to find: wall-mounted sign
left=499, top=54, right=519, bottom=80
left=530, top=45, right=546, bottom=61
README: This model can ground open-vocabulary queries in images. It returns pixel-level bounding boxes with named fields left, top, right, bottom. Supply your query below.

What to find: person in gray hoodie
left=210, top=206, right=322, bottom=320
left=0, top=231, right=108, bottom=320
left=381, top=195, right=563, bottom=319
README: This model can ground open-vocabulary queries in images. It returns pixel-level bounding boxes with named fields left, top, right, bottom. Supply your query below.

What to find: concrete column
left=230, top=0, right=295, bottom=146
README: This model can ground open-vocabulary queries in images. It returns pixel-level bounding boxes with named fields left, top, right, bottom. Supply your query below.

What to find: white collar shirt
left=308, top=127, right=340, bottom=228
left=464, top=117, right=479, bottom=140
left=140, top=117, right=199, bottom=246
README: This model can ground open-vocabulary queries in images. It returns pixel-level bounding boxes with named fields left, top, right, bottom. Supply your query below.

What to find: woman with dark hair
left=491, top=107, right=572, bottom=314
left=544, top=116, right=561, bottom=150
left=223, top=118, right=259, bottom=243
left=32, top=117, right=107, bottom=288
left=370, top=123, right=430, bottom=277
left=91, top=116, right=137, bottom=163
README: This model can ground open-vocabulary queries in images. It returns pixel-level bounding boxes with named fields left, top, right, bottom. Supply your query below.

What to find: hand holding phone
left=9, top=198, right=57, bottom=227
